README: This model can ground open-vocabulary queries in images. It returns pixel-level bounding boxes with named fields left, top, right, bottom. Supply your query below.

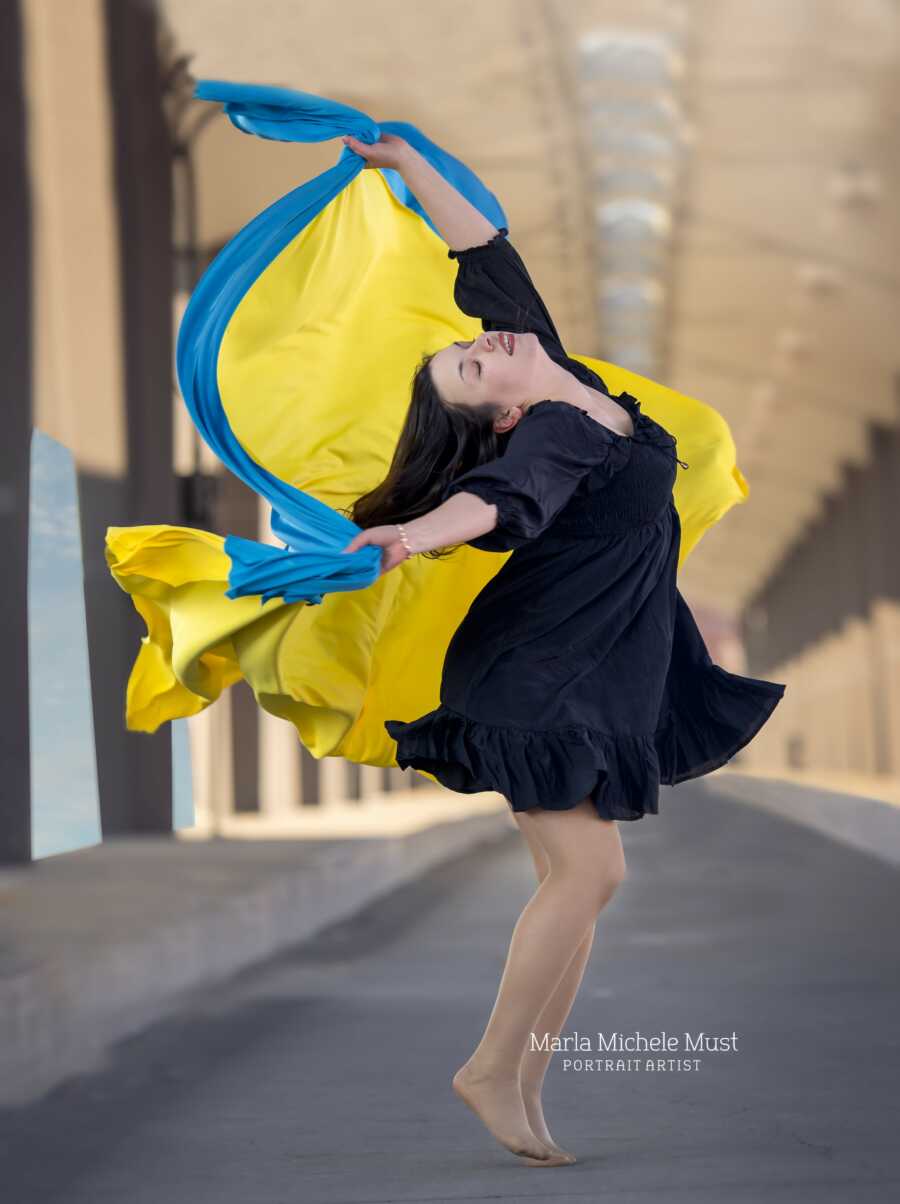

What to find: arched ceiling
left=163, top=0, right=900, bottom=617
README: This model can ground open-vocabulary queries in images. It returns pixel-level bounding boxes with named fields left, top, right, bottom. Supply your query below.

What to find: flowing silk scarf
left=105, top=80, right=749, bottom=769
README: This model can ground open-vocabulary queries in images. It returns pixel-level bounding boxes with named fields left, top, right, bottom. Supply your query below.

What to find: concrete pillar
left=22, top=0, right=177, bottom=836
left=0, top=0, right=33, bottom=863
left=361, top=764, right=384, bottom=799
left=216, top=471, right=261, bottom=812
left=319, top=758, right=351, bottom=807
left=102, top=0, right=178, bottom=828
left=258, top=709, right=303, bottom=818
left=187, top=688, right=235, bottom=837
left=862, top=423, right=900, bottom=774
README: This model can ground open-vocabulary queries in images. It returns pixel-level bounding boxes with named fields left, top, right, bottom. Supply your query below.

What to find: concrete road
left=2, top=783, right=899, bottom=1202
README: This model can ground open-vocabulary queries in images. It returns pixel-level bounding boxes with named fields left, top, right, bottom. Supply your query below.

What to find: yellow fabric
left=106, top=170, right=748, bottom=771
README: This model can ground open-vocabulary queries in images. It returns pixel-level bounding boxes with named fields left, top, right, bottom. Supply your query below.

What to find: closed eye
left=454, top=339, right=482, bottom=380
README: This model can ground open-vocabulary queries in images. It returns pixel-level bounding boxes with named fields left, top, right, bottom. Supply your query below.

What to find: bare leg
left=452, top=798, right=626, bottom=1166
left=514, top=809, right=601, bottom=1159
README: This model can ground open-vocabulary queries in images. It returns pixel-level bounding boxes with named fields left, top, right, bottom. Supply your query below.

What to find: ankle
left=519, top=1070, right=548, bottom=1100
left=519, top=1064, right=548, bottom=1102
left=460, top=1054, right=519, bottom=1084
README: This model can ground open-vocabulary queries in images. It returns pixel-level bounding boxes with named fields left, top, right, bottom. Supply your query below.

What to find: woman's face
left=429, top=330, right=544, bottom=420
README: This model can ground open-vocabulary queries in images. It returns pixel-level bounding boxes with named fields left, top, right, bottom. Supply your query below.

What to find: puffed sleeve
left=449, top=227, right=566, bottom=356
left=443, top=401, right=622, bottom=552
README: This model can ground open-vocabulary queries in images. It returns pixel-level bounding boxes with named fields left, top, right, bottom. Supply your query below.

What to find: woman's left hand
left=341, top=525, right=411, bottom=576
left=340, top=133, right=410, bottom=172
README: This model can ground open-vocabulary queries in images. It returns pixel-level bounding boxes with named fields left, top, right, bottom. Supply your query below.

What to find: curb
left=0, top=801, right=512, bottom=1108
left=697, top=771, right=900, bottom=867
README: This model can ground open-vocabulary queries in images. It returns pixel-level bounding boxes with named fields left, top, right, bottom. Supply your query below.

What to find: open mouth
left=499, top=332, right=515, bottom=356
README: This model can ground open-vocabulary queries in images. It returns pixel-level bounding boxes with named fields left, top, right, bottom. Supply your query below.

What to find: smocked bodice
left=529, top=394, right=686, bottom=539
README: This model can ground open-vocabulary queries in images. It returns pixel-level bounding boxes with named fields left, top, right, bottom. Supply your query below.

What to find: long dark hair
left=342, top=348, right=509, bottom=559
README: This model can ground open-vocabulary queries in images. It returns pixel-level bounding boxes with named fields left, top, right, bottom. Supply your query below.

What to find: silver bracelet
left=395, top=523, right=415, bottom=556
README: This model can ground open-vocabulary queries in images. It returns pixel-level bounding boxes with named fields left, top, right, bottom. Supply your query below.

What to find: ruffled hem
left=384, top=705, right=662, bottom=822
left=385, top=664, right=786, bottom=822
left=654, top=663, right=786, bottom=785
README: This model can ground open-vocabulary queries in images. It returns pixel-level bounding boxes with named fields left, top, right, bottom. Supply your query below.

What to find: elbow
left=446, top=488, right=500, bottom=540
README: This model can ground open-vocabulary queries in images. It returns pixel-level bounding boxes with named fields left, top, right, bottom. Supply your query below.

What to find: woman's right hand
left=341, top=524, right=412, bottom=577
left=341, top=132, right=411, bottom=172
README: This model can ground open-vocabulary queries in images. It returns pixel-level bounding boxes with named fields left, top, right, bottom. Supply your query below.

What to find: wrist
left=396, top=141, right=421, bottom=174
left=395, top=522, right=418, bottom=557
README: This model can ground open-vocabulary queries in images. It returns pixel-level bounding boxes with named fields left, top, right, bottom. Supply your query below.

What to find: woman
left=340, top=132, right=786, bottom=1168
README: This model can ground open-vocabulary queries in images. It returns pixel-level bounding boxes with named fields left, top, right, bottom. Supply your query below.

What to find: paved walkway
left=2, top=780, right=899, bottom=1202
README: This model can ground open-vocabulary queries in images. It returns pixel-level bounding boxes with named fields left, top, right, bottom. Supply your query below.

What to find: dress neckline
left=527, top=396, right=642, bottom=443
left=565, top=393, right=683, bottom=461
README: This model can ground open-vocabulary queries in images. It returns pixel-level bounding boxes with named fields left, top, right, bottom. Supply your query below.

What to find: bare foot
left=452, top=1061, right=570, bottom=1165
left=521, top=1078, right=577, bottom=1164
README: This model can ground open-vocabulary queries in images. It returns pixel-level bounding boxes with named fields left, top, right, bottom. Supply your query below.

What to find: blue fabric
left=177, top=79, right=508, bottom=605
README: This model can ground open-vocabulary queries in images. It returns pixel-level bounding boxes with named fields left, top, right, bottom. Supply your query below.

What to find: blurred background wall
left=4, top=0, right=900, bottom=862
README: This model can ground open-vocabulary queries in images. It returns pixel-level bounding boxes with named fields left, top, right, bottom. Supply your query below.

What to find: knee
left=611, top=857, right=627, bottom=895
left=554, top=857, right=625, bottom=914
left=593, top=852, right=627, bottom=911
left=611, top=847, right=628, bottom=887
left=530, top=856, right=551, bottom=887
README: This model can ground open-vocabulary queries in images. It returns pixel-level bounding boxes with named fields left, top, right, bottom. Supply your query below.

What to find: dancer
left=340, top=132, right=785, bottom=1167
left=105, top=85, right=784, bottom=1169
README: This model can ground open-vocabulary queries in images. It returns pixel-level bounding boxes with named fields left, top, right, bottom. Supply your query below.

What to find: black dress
left=384, top=229, right=786, bottom=821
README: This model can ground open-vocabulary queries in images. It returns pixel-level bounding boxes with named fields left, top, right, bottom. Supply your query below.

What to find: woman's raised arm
left=343, top=134, right=499, bottom=253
